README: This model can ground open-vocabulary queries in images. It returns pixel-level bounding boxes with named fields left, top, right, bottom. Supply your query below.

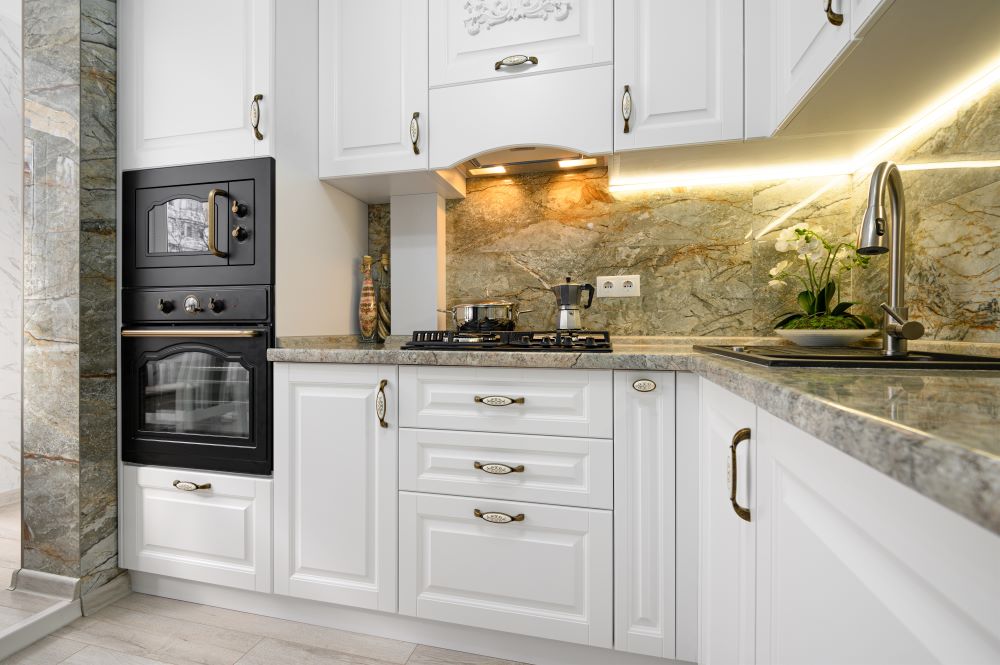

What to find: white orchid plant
left=768, top=224, right=874, bottom=330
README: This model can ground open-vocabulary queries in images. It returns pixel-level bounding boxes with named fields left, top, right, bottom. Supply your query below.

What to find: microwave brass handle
left=409, top=112, right=420, bottom=155
left=474, top=508, right=525, bottom=524
left=622, top=85, right=632, bottom=133
left=729, top=427, right=752, bottom=522
left=825, top=0, right=844, bottom=26
left=206, top=188, right=229, bottom=258
left=122, top=329, right=262, bottom=338
left=376, top=379, right=388, bottom=428
left=250, top=94, right=263, bottom=140
left=474, top=461, right=525, bottom=475
left=173, top=480, right=212, bottom=491
left=495, top=54, right=538, bottom=71
left=474, top=395, right=525, bottom=407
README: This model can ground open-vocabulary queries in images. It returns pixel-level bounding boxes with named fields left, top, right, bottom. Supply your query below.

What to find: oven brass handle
left=474, top=461, right=525, bottom=475
left=173, top=480, right=212, bottom=491
left=474, top=395, right=525, bottom=407
left=376, top=379, right=388, bottom=428
left=825, top=0, right=844, bottom=26
left=122, top=329, right=262, bottom=338
left=495, top=54, right=538, bottom=71
left=729, top=427, right=752, bottom=522
left=207, top=188, right=229, bottom=258
left=474, top=508, right=524, bottom=524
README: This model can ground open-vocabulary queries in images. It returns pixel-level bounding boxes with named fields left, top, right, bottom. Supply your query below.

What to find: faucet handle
left=880, top=303, right=925, bottom=340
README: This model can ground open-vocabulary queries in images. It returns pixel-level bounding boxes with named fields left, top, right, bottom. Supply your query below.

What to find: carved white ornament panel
left=464, top=0, right=572, bottom=35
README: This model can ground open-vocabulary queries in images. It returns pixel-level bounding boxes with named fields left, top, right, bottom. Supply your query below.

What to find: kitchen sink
left=694, top=345, right=1000, bottom=369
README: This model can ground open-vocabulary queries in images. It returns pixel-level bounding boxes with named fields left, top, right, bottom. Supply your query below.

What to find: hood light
left=558, top=157, right=598, bottom=169
left=468, top=165, right=507, bottom=176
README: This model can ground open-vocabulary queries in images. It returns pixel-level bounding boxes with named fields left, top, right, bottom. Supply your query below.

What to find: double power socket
left=595, top=274, right=641, bottom=298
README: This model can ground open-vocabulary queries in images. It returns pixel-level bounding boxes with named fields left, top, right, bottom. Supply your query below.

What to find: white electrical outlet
left=595, top=275, right=641, bottom=297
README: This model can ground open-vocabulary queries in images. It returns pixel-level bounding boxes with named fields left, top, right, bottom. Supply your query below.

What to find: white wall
left=0, top=0, right=21, bottom=503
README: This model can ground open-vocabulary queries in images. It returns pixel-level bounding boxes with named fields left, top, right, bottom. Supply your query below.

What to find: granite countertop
left=269, top=336, right=1000, bottom=536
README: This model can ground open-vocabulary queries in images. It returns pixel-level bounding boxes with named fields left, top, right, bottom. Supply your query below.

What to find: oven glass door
left=122, top=329, right=271, bottom=474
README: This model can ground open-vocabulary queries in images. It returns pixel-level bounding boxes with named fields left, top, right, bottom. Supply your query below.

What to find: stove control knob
left=184, top=295, right=203, bottom=314
left=231, top=225, right=249, bottom=241
left=209, top=297, right=225, bottom=313
left=157, top=298, right=174, bottom=314
left=230, top=200, right=248, bottom=218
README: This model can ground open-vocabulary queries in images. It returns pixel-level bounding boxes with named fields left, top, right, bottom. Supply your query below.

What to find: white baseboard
left=0, top=599, right=81, bottom=661
left=81, top=572, right=131, bottom=616
left=9, top=569, right=79, bottom=600
left=131, top=572, right=687, bottom=665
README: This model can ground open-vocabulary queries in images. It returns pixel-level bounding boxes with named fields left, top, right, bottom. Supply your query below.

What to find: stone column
left=22, top=0, right=119, bottom=597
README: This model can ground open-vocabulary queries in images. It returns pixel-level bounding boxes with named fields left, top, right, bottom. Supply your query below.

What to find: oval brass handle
left=622, top=85, right=632, bottom=133
left=495, top=54, right=538, bottom=71
left=250, top=94, right=263, bottom=140
left=474, top=461, right=525, bottom=475
left=825, top=0, right=844, bottom=26
left=206, top=189, right=229, bottom=258
left=474, top=508, right=525, bottom=524
left=729, top=428, right=752, bottom=522
left=474, top=395, right=525, bottom=407
left=376, top=379, right=388, bottom=428
left=409, top=112, right=420, bottom=155
left=173, top=480, right=212, bottom=491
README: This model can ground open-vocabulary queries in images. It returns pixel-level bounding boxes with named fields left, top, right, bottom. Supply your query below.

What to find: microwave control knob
left=231, top=225, right=249, bottom=241
left=209, top=297, right=225, bottom=313
left=231, top=200, right=248, bottom=218
left=157, top=298, right=174, bottom=314
left=183, top=295, right=203, bottom=314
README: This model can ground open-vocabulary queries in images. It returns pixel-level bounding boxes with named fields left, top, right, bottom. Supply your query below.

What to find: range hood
left=461, top=147, right=605, bottom=177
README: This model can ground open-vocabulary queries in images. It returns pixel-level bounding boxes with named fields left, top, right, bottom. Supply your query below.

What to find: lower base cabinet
left=398, top=491, right=613, bottom=648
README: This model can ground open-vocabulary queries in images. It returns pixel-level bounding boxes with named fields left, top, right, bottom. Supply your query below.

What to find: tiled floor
left=1, top=592, right=529, bottom=665
left=0, top=503, right=20, bottom=589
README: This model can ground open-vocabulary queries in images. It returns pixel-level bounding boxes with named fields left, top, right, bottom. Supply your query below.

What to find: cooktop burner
left=403, top=330, right=613, bottom=352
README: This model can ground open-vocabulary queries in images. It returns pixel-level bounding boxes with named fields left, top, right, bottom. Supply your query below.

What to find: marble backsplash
left=369, top=79, right=1000, bottom=342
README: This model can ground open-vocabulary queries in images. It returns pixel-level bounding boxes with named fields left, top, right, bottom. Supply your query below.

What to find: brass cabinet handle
left=729, top=428, right=752, bottom=522
left=250, top=94, right=264, bottom=140
left=622, top=85, right=632, bottom=133
left=206, top=188, right=229, bottom=258
left=474, top=508, right=525, bottom=524
left=495, top=54, right=538, bottom=71
left=409, top=112, right=420, bottom=155
left=173, top=480, right=212, bottom=491
left=825, top=0, right=844, bottom=26
left=474, top=395, right=525, bottom=407
left=474, top=461, right=525, bottom=475
left=376, top=379, right=388, bottom=428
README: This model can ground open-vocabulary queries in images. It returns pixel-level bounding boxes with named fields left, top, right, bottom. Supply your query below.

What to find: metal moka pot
left=551, top=277, right=595, bottom=330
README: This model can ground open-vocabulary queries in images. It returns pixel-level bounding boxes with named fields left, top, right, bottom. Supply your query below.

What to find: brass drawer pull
left=474, top=508, right=524, bottom=524
left=729, top=428, right=752, bottom=522
left=376, top=379, right=388, bottom=428
left=173, top=480, right=212, bottom=492
left=409, top=112, right=420, bottom=155
left=474, top=395, right=525, bottom=407
left=474, top=461, right=525, bottom=475
left=622, top=84, right=632, bottom=133
left=825, top=0, right=844, bottom=26
left=250, top=94, right=264, bottom=140
left=495, top=54, right=538, bottom=71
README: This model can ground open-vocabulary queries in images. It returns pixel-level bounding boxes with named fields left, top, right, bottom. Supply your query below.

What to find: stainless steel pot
left=439, top=300, right=531, bottom=332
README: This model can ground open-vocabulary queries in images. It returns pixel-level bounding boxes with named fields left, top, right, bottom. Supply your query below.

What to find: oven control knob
left=157, top=298, right=174, bottom=314
left=231, top=200, right=248, bottom=218
left=183, top=295, right=203, bottom=314
left=231, top=225, right=249, bottom=241
left=209, top=297, right=225, bottom=313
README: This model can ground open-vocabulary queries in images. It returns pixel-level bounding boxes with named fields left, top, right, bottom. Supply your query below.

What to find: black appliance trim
left=402, top=330, right=613, bottom=352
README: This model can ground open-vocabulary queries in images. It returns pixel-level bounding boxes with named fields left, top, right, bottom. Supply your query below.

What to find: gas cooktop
left=403, top=330, right=613, bottom=352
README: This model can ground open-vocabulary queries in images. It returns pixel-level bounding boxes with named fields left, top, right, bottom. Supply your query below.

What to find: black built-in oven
left=122, top=158, right=275, bottom=475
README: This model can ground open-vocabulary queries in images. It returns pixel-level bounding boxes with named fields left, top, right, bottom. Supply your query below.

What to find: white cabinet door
left=121, top=465, right=272, bottom=593
left=614, top=0, right=743, bottom=151
left=773, top=0, right=853, bottom=126
left=399, top=491, right=613, bottom=647
left=754, top=410, right=1000, bottom=665
left=429, top=0, right=612, bottom=87
left=318, top=0, right=428, bottom=177
left=613, top=371, right=677, bottom=658
left=699, top=379, right=757, bottom=665
left=850, top=0, right=893, bottom=36
left=273, top=363, right=398, bottom=612
left=119, top=0, right=273, bottom=170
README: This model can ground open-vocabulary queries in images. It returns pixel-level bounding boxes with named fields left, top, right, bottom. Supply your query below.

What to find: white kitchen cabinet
left=118, top=0, right=274, bottom=170
left=273, top=363, right=398, bottom=612
left=318, top=0, right=428, bottom=178
left=699, top=379, right=757, bottom=665
left=121, top=465, right=272, bottom=593
left=613, top=371, right=677, bottom=658
left=850, top=0, right=893, bottom=36
left=399, top=491, right=613, bottom=647
left=754, top=409, right=1000, bottom=665
left=614, top=0, right=743, bottom=151
left=428, top=0, right=612, bottom=87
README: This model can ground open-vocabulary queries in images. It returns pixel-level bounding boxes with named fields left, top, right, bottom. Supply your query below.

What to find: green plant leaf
left=797, top=290, right=816, bottom=315
left=773, top=313, right=802, bottom=329
left=817, top=282, right=836, bottom=314
left=831, top=301, right=855, bottom=316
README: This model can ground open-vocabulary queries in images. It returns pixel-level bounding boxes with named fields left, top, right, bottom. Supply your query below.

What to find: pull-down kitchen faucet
left=856, top=161, right=925, bottom=357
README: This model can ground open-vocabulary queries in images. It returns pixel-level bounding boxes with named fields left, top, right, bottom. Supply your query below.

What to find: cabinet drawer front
left=399, top=366, right=612, bottom=438
left=399, top=492, right=612, bottom=647
left=121, top=465, right=272, bottom=593
left=429, top=0, right=613, bottom=87
left=400, top=429, right=612, bottom=508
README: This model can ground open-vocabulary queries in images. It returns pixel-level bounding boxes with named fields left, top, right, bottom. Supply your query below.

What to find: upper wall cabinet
left=318, top=0, right=429, bottom=178
left=614, top=0, right=743, bottom=151
left=119, top=0, right=274, bottom=171
left=428, top=0, right=613, bottom=87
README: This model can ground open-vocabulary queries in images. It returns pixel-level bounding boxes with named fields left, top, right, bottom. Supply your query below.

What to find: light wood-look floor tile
left=60, top=645, right=173, bottom=665
left=0, top=637, right=85, bottom=665
left=405, top=645, right=527, bottom=665
left=235, top=637, right=401, bottom=665
left=0, top=590, right=64, bottom=615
